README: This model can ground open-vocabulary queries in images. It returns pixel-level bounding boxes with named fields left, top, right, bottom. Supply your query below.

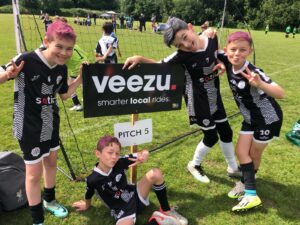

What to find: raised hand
left=128, top=150, right=149, bottom=167
left=6, top=60, right=24, bottom=79
left=213, top=62, right=225, bottom=77
left=240, top=67, right=263, bottom=88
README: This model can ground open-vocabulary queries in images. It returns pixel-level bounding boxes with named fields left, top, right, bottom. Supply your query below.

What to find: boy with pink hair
left=1, top=21, right=82, bottom=225
left=218, top=31, right=284, bottom=211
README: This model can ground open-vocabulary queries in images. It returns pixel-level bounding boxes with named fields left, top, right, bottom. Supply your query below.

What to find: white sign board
left=114, top=119, right=152, bottom=147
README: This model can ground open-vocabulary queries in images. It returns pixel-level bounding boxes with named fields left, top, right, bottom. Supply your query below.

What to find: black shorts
left=18, top=133, right=60, bottom=164
left=115, top=185, right=149, bottom=224
left=240, top=120, right=282, bottom=143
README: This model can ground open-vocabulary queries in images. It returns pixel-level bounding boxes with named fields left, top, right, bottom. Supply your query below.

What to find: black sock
left=240, top=167, right=258, bottom=183
left=240, top=162, right=256, bottom=191
left=72, top=94, right=80, bottom=105
left=153, top=182, right=170, bottom=211
left=30, top=202, right=44, bottom=224
left=43, top=187, right=55, bottom=202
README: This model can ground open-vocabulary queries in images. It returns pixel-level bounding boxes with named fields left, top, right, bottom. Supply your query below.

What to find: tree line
left=0, top=0, right=299, bottom=30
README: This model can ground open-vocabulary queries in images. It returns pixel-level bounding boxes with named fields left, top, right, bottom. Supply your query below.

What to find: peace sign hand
left=128, top=150, right=149, bottom=167
left=240, top=67, right=263, bottom=88
left=6, top=60, right=24, bottom=79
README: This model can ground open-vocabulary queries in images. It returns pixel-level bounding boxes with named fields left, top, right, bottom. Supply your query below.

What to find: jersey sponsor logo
left=31, top=147, right=40, bottom=157
left=202, top=119, right=210, bottom=126
left=192, top=63, right=197, bottom=68
left=199, top=72, right=218, bottom=83
left=115, top=174, right=122, bottom=182
left=56, top=75, right=62, bottom=84
left=121, top=190, right=134, bottom=203
left=36, top=96, right=56, bottom=105
left=92, top=74, right=172, bottom=93
left=114, top=191, right=121, bottom=199
left=31, top=75, right=40, bottom=82
left=237, top=80, right=246, bottom=89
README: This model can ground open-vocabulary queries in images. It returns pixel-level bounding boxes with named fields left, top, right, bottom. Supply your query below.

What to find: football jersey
left=218, top=52, right=282, bottom=126
left=85, top=155, right=137, bottom=220
left=161, top=36, right=227, bottom=127
left=95, top=35, right=118, bottom=58
left=12, top=49, right=68, bottom=143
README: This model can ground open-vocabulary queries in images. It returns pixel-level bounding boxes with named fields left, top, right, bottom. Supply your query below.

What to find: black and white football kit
left=161, top=36, right=228, bottom=130
left=218, top=52, right=283, bottom=143
left=11, top=49, right=68, bottom=163
left=85, top=155, right=149, bottom=224
left=95, top=35, right=118, bottom=64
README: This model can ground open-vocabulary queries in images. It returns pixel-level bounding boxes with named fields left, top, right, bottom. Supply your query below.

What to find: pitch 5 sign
left=82, top=64, right=185, bottom=117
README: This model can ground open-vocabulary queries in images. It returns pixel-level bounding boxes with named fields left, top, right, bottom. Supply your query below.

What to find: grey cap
left=163, top=17, right=188, bottom=47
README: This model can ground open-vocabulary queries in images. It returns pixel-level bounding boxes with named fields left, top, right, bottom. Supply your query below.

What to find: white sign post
left=114, top=119, right=152, bottom=147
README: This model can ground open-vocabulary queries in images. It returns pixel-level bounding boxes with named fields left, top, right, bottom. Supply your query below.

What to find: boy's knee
left=249, top=151, right=260, bottom=161
left=147, top=168, right=163, bottom=181
left=26, top=172, right=42, bottom=184
left=43, top=159, right=57, bottom=169
left=203, top=132, right=219, bottom=147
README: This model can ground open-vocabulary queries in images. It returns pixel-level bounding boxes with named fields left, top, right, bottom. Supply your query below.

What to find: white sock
left=219, top=141, right=238, bottom=171
left=192, top=141, right=211, bottom=165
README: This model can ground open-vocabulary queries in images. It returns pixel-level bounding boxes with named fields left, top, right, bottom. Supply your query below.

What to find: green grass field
left=0, top=13, right=300, bottom=225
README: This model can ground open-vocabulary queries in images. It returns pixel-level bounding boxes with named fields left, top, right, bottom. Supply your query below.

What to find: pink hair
left=46, top=20, right=76, bottom=42
left=227, top=31, right=253, bottom=46
left=96, top=135, right=121, bottom=152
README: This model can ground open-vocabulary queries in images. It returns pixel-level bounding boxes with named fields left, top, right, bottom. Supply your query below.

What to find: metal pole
left=12, top=0, right=21, bottom=54
left=129, top=114, right=138, bottom=183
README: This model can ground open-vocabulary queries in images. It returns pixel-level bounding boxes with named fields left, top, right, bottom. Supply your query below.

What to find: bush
left=60, top=8, right=102, bottom=18
left=0, top=5, right=12, bottom=13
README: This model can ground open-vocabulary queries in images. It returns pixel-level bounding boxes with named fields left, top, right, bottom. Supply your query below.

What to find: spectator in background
left=120, top=15, right=125, bottom=29
left=92, top=13, right=97, bottom=25
left=292, top=27, right=297, bottom=38
left=43, top=13, right=52, bottom=32
left=139, top=13, right=146, bottom=32
left=112, top=14, right=117, bottom=33
left=74, top=16, right=81, bottom=25
left=86, top=14, right=91, bottom=26
left=265, top=24, right=269, bottom=35
left=151, top=14, right=157, bottom=33
left=285, top=25, right=291, bottom=38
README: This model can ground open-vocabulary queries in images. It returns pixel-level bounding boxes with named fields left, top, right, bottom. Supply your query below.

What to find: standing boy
left=1, top=21, right=82, bottom=225
left=73, top=136, right=188, bottom=225
left=123, top=17, right=240, bottom=183
left=218, top=31, right=284, bottom=211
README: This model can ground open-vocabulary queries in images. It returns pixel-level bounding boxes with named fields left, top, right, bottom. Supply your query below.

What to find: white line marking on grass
left=269, top=64, right=300, bottom=75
